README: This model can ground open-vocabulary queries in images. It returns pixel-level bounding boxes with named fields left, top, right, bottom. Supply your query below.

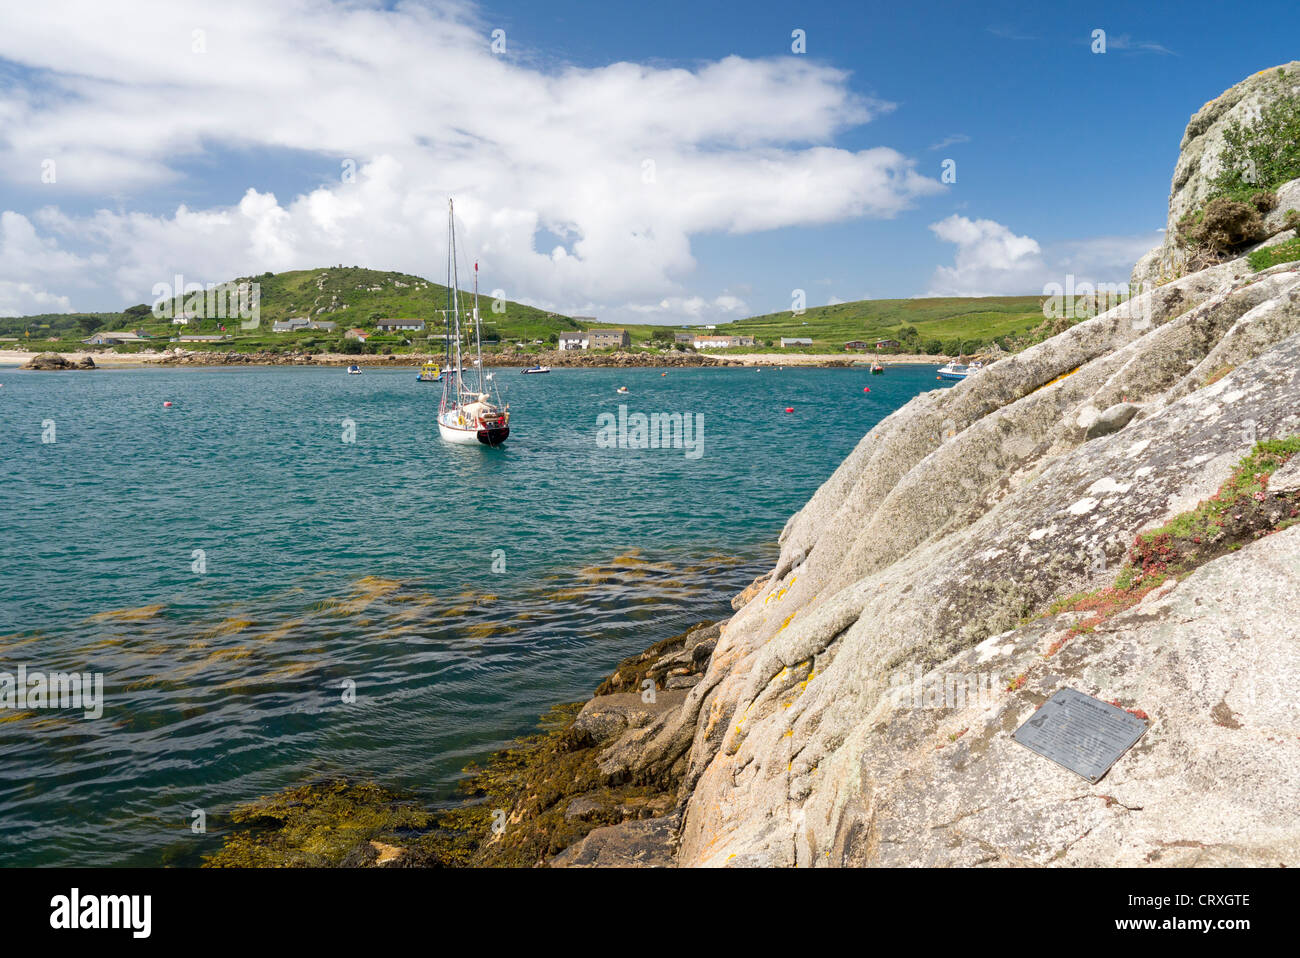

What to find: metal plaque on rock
left=1012, top=687, right=1149, bottom=783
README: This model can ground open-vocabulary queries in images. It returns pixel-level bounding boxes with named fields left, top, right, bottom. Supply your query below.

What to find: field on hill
left=710, top=296, right=1047, bottom=354
left=1, top=274, right=1049, bottom=358
left=0, top=267, right=578, bottom=347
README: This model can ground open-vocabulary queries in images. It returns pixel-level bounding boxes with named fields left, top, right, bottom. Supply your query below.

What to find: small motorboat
left=416, top=361, right=442, bottom=382
left=871, top=363, right=884, bottom=375
left=937, top=361, right=971, bottom=381
left=521, top=364, right=550, bottom=374
left=347, top=364, right=362, bottom=375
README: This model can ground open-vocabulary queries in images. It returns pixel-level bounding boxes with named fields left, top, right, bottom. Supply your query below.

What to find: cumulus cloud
left=0, top=282, right=73, bottom=318
left=0, top=0, right=942, bottom=321
left=925, top=214, right=1162, bottom=296
left=925, top=215, right=1043, bottom=296
left=626, top=293, right=750, bottom=321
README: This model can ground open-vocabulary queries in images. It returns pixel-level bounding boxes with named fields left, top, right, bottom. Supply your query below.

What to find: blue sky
left=0, top=0, right=1297, bottom=321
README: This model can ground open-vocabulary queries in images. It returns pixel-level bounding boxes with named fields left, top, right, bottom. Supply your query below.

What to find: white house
left=375, top=318, right=425, bottom=332
left=272, top=317, right=311, bottom=333
left=557, top=331, right=589, bottom=350
left=694, top=334, right=755, bottom=349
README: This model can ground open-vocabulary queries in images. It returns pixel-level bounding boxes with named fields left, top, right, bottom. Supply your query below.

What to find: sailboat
left=437, top=199, right=510, bottom=446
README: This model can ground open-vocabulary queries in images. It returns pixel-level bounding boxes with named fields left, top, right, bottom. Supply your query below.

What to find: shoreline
left=0, top=348, right=949, bottom=370
left=205, top=611, right=749, bottom=867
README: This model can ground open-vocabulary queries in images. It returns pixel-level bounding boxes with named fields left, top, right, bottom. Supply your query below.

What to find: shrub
left=1175, top=193, right=1274, bottom=255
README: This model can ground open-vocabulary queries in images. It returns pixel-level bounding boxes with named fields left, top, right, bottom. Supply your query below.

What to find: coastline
left=0, top=348, right=947, bottom=370
left=205, top=610, right=750, bottom=867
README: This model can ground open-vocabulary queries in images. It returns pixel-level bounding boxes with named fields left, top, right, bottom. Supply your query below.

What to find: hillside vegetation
left=712, top=295, right=1046, bottom=354
left=1, top=267, right=579, bottom=351
left=3, top=268, right=1051, bottom=358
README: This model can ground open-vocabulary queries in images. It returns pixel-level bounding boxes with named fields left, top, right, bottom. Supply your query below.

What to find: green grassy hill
left=2, top=273, right=1051, bottom=357
left=709, top=295, right=1047, bottom=353
left=210, top=267, right=577, bottom=339
left=0, top=267, right=579, bottom=350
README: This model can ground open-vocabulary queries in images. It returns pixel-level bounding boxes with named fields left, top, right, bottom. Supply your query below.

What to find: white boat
left=437, top=199, right=510, bottom=447
left=937, top=361, right=969, bottom=381
left=521, top=364, right=550, bottom=374
left=347, top=364, right=362, bottom=375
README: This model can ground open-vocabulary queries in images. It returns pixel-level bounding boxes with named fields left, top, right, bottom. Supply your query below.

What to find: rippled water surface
left=0, top=361, right=948, bottom=865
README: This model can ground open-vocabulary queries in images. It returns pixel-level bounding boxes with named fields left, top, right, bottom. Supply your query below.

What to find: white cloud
left=0, top=0, right=942, bottom=322
left=0, top=281, right=73, bottom=318
left=925, top=214, right=1162, bottom=296
left=625, top=293, right=750, bottom=321
left=927, top=133, right=971, bottom=151
left=925, top=215, right=1043, bottom=296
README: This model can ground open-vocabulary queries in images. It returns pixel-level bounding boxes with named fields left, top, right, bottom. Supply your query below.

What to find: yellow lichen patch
left=778, top=613, right=794, bottom=632
left=88, top=603, right=164, bottom=624
left=1032, top=365, right=1081, bottom=394
left=0, top=710, right=34, bottom=724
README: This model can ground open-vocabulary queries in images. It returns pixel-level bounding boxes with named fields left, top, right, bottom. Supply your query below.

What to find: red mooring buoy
left=784, top=407, right=794, bottom=413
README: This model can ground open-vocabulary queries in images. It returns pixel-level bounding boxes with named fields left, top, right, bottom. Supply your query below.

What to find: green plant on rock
left=1176, top=192, right=1276, bottom=256
left=1211, top=88, right=1300, bottom=200
left=1248, top=235, right=1300, bottom=272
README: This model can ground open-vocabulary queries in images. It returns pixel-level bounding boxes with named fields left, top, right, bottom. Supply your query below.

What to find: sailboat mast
left=474, top=261, right=484, bottom=393
left=449, top=199, right=463, bottom=403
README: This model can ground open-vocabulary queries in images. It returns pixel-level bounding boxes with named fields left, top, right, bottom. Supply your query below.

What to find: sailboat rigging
left=437, top=199, right=510, bottom=446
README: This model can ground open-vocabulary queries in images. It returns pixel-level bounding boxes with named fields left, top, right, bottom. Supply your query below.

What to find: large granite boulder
left=834, top=527, right=1300, bottom=867
left=1133, top=63, right=1300, bottom=286
left=22, top=352, right=76, bottom=370
left=576, top=252, right=1300, bottom=867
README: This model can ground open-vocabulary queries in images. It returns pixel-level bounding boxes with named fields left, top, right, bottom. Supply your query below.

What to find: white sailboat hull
left=438, top=417, right=483, bottom=444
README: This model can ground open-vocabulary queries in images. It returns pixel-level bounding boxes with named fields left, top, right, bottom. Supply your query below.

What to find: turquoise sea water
left=0, top=361, right=950, bottom=866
